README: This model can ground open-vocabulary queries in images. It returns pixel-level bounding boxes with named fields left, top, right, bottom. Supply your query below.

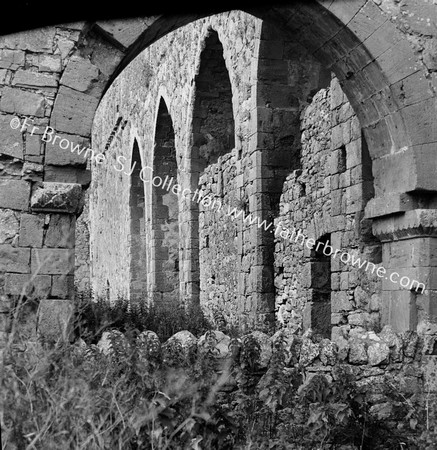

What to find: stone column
left=0, top=181, right=82, bottom=343
left=366, top=198, right=437, bottom=332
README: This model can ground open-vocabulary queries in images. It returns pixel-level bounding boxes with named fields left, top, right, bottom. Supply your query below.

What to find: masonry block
left=1, top=27, right=56, bottom=53
left=332, top=291, right=353, bottom=313
left=0, top=49, right=25, bottom=70
left=0, top=179, right=30, bottom=211
left=381, top=290, right=417, bottom=332
left=4, top=273, right=51, bottom=298
left=31, top=248, right=74, bottom=275
left=26, top=134, right=42, bottom=156
left=50, top=86, right=100, bottom=136
left=45, top=133, right=90, bottom=166
left=37, top=299, right=74, bottom=342
left=12, top=70, right=58, bottom=89
left=0, top=114, right=24, bottom=159
left=44, top=215, right=75, bottom=248
left=59, top=56, right=100, bottom=92
left=39, top=54, right=62, bottom=72
left=19, top=214, right=45, bottom=247
left=0, top=245, right=30, bottom=273
left=0, top=86, right=45, bottom=117
left=0, top=209, right=19, bottom=244
left=31, top=182, right=82, bottom=214
left=51, top=275, right=74, bottom=299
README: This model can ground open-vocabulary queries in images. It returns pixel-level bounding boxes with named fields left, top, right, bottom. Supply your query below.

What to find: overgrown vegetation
left=1, top=294, right=435, bottom=449
left=73, top=290, right=213, bottom=344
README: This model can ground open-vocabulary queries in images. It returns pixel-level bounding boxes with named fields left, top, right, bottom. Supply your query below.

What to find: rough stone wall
left=91, top=12, right=261, bottom=312
left=198, top=149, right=242, bottom=326
left=0, top=0, right=435, bottom=343
left=0, top=26, right=85, bottom=309
left=75, top=189, right=90, bottom=293
left=274, top=76, right=382, bottom=340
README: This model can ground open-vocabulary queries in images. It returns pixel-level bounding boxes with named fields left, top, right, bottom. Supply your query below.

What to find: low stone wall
left=76, top=321, right=437, bottom=426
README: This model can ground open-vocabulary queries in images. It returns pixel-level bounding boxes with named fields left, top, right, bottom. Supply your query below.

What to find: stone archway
left=0, top=1, right=435, bottom=335
left=151, top=98, right=180, bottom=305
left=188, top=28, right=237, bottom=309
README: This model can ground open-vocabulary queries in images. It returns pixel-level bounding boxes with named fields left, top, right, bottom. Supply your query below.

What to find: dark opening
left=152, top=99, right=180, bottom=305
left=309, top=234, right=332, bottom=337
left=190, top=29, right=236, bottom=305
left=129, top=139, right=147, bottom=301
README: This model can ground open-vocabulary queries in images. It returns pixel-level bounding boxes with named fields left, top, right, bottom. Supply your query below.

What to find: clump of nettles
left=73, top=290, right=212, bottom=343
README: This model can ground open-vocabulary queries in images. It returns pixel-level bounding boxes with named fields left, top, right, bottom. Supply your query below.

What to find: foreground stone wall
left=80, top=322, right=437, bottom=432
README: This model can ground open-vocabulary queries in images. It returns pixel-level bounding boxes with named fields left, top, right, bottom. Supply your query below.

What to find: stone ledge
left=30, top=182, right=82, bottom=214
left=372, top=209, right=437, bottom=242
left=364, top=193, right=417, bottom=219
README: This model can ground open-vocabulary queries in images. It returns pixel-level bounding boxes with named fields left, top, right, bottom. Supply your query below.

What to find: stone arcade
left=1, top=0, right=437, bottom=400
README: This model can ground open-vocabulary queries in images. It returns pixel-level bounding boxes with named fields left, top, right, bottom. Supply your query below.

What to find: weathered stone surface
left=0, top=27, right=56, bottom=53
left=31, top=182, right=82, bottom=213
left=402, top=331, right=419, bottom=360
left=299, top=335, right=320, bottom=367
left=50, top=86, right=99, bottom=136
left=0, top=87, right=45, bottom=117
left=38, top=54, right=62, bottom=72
left=320, top=338, right=337, bottom=365
left=0, top=49, right=24, bottom=69
left=369, top=402, right=393, bottom=421
left=354, top=286, right=369, bottom=309
left=4, top=273, right=51, bottom=298
left=162, top=330, right=198, bottom=364
left=332, top=292, right=353, bottom=313
left=97, top=329, right=130, bottom=356
left=0, top=114, right=23, bottom=159
left=19, top=213, right=45, bottom=247
left=45, top=133, right=90, bottom=166
left=44, top=214, right=75, bottom=248
left=51, top=275, right=74, bottom=299
left=0, top=209, right=19, bottom=244
left=25, top=134, right=41, bottom=156
left=12, top=70, right=58, bottom=89
left=96, top=18, right=151, bottom=48
left=335, top=336, right=350, bottom=361
left=31, top=248, right=74, bottom=275
left=348, top=312, right=370, bottom=327
left=423, top=333, right=437, bottom=355
left=423, top=356, right=437, bottom=392
left=0, top=180, right=30, bottom=211
left=0, top=245, right=30, bottom=273
left=37, top=299, right=74, bottom=341
left=22, top=162, right=44, bottom=181
left=369, top=294, right=380, bottom=312
left=367, top=341, right=390, bottom=366
left=60, top=56, right=100, bottom=92
left=379, top=325, right=403, bottom=362
left=349, top=338, right=368, bottom=364
left=44, top=165, right=91, bottom=186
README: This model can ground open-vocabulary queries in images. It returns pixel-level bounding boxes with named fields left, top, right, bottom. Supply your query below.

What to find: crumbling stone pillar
left=367, top=203, right=437, bottom=332
left=0, top=181, right=82, bottom=342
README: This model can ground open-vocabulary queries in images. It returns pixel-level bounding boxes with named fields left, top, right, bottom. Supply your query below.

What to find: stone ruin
left=1, top=0, right=437, bottom=420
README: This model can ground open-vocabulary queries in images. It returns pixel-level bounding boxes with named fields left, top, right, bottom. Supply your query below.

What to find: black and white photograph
left=1, top=0, right=437, bottom=448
